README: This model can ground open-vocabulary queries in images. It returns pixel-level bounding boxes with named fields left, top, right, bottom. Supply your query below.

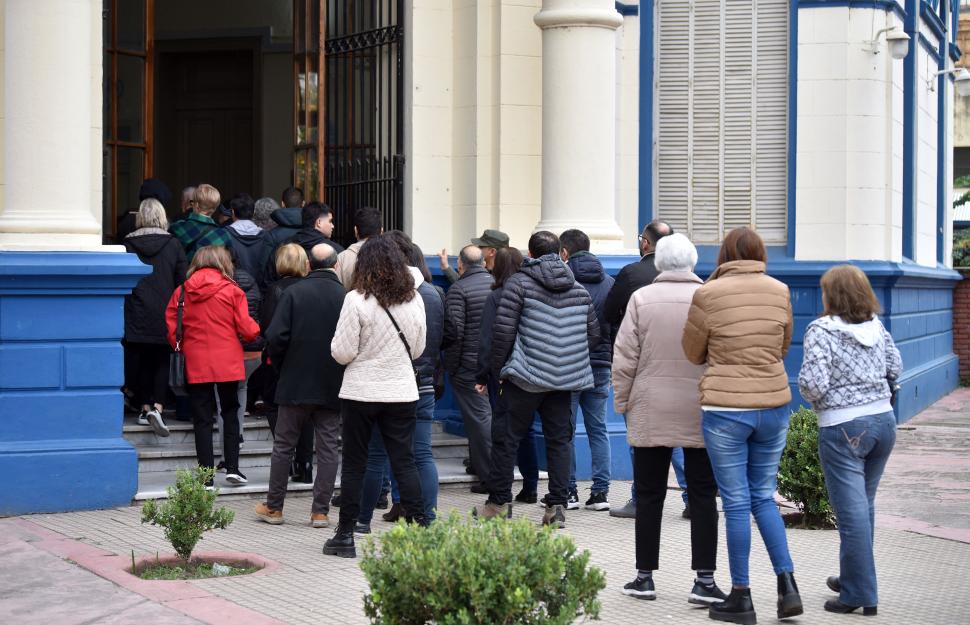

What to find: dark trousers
left=451, top=370, right=493, bottom=480
left=187, top=381, right=240, bottom=473
left=487, top=382, right=572, bottom=506
left=337, top=399, right=425, bottom=527
left=267, top=405, right=341, bottom=515
left=126, top=342, right=170, bottom=408
left=634, top=446, right=718, bottom=572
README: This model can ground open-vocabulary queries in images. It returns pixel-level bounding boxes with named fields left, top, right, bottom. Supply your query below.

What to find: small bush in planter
left=360, top=512, right=606, bottom=625
left=777, top=407, right=835, bottom=529
left=141, top=467, right=235, bottom=562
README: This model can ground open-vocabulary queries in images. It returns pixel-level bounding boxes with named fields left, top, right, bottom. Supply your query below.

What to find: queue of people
left=120, top=177, right=902, bottom=622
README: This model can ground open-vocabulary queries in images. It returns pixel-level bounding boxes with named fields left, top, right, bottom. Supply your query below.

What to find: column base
left=0, top=251, right=150, bottom=514
left=533, top=218, right=626, bottom=253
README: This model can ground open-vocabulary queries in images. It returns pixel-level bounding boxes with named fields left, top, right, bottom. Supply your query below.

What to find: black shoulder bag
left=169, top=286, right=189, bottom=396
left=383, top=307, right=421, bottom=388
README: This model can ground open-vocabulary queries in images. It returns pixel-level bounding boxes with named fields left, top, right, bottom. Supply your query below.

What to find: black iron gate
left=324, top=0, right=404, bottom=246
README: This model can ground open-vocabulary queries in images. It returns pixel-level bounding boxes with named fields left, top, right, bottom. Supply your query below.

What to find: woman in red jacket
left=167, top=245, right=261, bottom=487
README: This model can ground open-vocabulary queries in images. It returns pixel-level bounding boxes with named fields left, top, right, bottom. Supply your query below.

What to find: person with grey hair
left=258, top=242, right=346, bottom=527
left=444, top=244, right=495, bottom=493
left=254, top=197, right=280, bottom=231
left=611, top=232, right=726, bottom=605
left=122, top=198, right=188, bottom=438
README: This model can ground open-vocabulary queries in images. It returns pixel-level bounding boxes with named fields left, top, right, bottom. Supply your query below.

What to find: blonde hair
left=187, top=245, right=234, bottom=279
left=275, top=243, right=310, bottom=278
left=136, top=198, right=168, bottom=230
left=193, top=184, right=221, bottom=216
left=821, top=264, right=881, bottom=324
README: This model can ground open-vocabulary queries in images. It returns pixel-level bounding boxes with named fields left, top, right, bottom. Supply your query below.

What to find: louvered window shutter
left=655, top=0, right=788, bottom=244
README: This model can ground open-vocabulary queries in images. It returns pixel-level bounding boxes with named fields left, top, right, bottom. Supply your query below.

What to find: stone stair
left=124, top=413, right=476, bottom=501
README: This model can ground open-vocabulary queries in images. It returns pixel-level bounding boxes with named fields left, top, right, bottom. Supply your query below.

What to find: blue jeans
left=569, top=367, right=612, bottom=494
left=703, top=407, right=795, bottom=587
left=358, top=393, right=439, bottom=522
left=819, top=411, right=896, bottom=607
left=671, top=447, right=689, bottom=506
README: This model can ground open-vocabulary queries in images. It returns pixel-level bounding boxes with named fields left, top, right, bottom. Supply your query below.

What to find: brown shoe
left=471, top=501, right=512, bottom=520
left=541, top=504, right=566, bottom=529
left=310, top=513, right=330, bottom=528
left=254, top=502, right=283, bottom=525
left=382, top=502, right=404, bottom=522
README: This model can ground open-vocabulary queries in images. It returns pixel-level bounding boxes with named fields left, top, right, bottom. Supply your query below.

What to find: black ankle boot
left=322, top=523, right=356, bottom=558
left=709, top=587, right=756, bottom=625
left=777, top=572, right=803, bottom=619
left=824, top=599, right=877, bottom=616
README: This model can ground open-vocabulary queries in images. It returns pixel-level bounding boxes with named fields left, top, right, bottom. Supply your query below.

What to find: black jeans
left=337, top=399, right=425, bottom=527
left=187, top=381, right=240, bottom=473
left=126, top=342, right=170, bottom=408
left=487, top=382, right=572, bottom=506
left=634, top=446, right=718, bottom=572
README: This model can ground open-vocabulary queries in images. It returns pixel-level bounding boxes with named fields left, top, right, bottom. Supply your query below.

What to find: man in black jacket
left=197, top=194, right=267, bottom=283
left=292, top=202, right=345, bottom=257
left=602, top=220, right=673, bottom=326
left=602, top=219, right=674, bottom=519
left=256, top=243, right=346, bottom=528
left=444, top=245, right=495, bottom=492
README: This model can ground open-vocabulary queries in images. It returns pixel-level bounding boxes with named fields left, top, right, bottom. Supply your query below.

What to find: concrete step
left=133, top=456, right=498, bottom=501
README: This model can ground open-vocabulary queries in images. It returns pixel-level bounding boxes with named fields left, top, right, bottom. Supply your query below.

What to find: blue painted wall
left=0, top=252, right=150, bottom=515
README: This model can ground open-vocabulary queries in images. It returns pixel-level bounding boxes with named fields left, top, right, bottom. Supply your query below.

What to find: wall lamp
left=927, top=67, right=970, bottom=96
left=867, top=26, right=910, bottom=60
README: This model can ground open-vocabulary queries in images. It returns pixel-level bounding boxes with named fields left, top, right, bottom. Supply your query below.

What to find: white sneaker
left=136, top=411, right=150, bottom=426
left=225, top=471, right=248, bottom=485
left=147, top=408, right=170, bottom=437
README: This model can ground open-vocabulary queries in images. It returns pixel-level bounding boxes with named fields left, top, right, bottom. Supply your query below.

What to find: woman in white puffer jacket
left=323, top=234, right=427, bottom=559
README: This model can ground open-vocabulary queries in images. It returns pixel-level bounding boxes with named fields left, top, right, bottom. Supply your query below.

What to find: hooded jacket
left=165, top=268, right=261, bottom=384
left=567, top=252, right=615, bottom=368
left=123, top=230, right=188, bottom=344
left=491, top=254, right=600, bottom=391
left=798, top=315, right=903, bottom=427
left=443, top=264, right=494, bottom=376
left=224, top=220, right=266, bottom=284
left=260, top=208, right=304, bottom=285
left=265, top=269, right=346, bottom=408
left=682, top=260, right=793, bottom=409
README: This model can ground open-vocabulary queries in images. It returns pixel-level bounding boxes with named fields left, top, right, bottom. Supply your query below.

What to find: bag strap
left=382, top=306, right=413, bottom=359
left=175, top=286, right=186, bottom=352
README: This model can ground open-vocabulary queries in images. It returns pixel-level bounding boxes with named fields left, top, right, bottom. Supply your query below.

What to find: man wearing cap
left=439, top=229, right=510, bottom=284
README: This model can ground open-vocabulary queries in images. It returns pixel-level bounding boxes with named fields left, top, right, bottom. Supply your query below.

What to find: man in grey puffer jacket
left=474, top=231, right=600, bottom=528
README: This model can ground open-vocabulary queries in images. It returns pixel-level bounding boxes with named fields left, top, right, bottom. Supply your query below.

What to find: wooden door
left=154, top=45, right=257, bottom=209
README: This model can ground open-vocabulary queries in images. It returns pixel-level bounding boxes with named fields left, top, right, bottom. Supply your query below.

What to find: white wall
left=795, top=6, right=905, bottom=262
left=916, top=30, right=941, bottom=267
left=616, top=13, right=640, bottom=251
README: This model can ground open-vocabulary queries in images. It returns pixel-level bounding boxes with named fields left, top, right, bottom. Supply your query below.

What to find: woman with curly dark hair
left=324, top=234, right=429, bottom=558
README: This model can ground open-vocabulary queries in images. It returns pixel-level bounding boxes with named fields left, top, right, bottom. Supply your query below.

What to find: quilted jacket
left=443, top=265, right=494, bottom=375
left=798, top=315, right=902, bottom=426
left=682, top=260, right=793, bottom=409
left=491, top=254, right=600, bottom=391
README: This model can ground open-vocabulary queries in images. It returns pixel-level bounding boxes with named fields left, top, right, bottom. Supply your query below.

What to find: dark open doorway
left=154, top=40, right=260, bottom=216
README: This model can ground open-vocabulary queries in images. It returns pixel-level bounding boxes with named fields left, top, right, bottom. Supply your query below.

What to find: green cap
left=470, top=229, right=510, bottom=249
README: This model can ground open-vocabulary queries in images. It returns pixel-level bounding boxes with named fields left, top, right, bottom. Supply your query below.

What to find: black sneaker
left=584, top=492, right=610, bottom=511
left=622, top=576, right=656, bottom=600
left=354, top=522, right=371, bottom=535
left=689, top=581, right=728, bottom=605
left=204, top=478, right=215, bottom=491
left=225, top=470, right=248, bottom=485
left=331, top=492, right=343, bottom=507
left=515, top=489, right=537, bottom=504
left=567, top=490, right=580, bottom=510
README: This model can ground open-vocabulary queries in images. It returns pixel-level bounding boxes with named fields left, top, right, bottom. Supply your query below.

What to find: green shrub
left=953, top=228, right=970, bottom=267
left=777, top=407, right=835, bottom=528
left=141, top=467, right=234, bottom=562
left=360, top=512, right=606, bottom=625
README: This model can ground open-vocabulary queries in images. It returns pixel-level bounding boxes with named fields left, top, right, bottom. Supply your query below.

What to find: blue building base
left=431, top=254, right=961, bottom=483
left=0, top=252, right=150, bottom=515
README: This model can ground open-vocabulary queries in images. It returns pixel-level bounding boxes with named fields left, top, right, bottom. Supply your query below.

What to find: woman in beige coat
left=612, top=233, right=725, bottom=606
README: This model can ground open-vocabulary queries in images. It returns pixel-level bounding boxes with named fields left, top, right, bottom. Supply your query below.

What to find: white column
left=0, top=0, right=102, bottom=249
left=534, top=0, right=624, bottom=251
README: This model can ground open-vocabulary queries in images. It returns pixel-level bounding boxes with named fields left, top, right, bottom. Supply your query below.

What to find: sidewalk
left=4, top=390, right=970, bottom=625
